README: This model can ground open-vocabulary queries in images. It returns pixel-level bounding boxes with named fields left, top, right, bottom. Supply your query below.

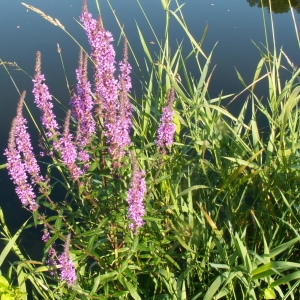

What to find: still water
left=0, top=0, right=299, bottom=228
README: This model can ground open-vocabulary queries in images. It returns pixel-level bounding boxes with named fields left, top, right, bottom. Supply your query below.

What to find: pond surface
left=0, top=0, right=299, bottom=229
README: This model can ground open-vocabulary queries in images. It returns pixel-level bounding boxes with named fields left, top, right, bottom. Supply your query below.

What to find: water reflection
left=247, top=0, right=300, bottom=13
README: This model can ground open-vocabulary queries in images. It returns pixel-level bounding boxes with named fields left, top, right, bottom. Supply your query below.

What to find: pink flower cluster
left=5, top=1, right=147, bottom=237
left=4, top=92, right=43, bottom=211
left=155, top=87, right=176, bottom=150
left=32, top=52, right=91, bottom=180
left=126, top=154, right=146, bottom=233
left=58, top=251, right=77, bottom=286
left=70, top=50, right=95, bottom=169
left=54, top=111, right=83, bottom=179
left=42, top=230, right=76, bottom=286
left=58, top=234, right=76, bottom=286
left=81, top=1, right=132, bottom=163
left=33, top=52, right=59, bottom=139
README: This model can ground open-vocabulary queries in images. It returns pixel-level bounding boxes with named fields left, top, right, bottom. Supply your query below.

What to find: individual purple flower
left=155, top=87, right=176, bottom=149
left=4, top=92, right=40, bottom=211
left=58, top=234, right=76, bottom=286
left=32, top=51, right=59, bottom=139
left=126, top=153, right=146, bottom=233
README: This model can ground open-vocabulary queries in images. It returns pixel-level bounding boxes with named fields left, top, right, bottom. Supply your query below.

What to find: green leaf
left=176, top=185, right=209, bottom=199
left=270, top=271, right=300, bottom=288
left=264, top=287, right=276, bottom=299
left=210, top=263, right=230, bottom=270
left=123, top=278, right=141, bottom=300
left=169, top=10, right=207, bottom=59
left=99, top=271, right=118, bottom=282
left=203, top=275, right=226, bottom=300
left=88, top=161, right=98, bottom=172
left=252, top=261, right=300, bottom=280
left=173, top=112, right=181, bottom=136
left=268, top=237, right=300, bottom=260
left=112, top=291, right=129, bottom=297
left=1, top=294, right=14, bottom=300
left=16, top=264, right=27, bottom=297
left=165, top=254, right=181, bottom=270
left=0, top=276, right=9, bottom=289
left=91, top=273, right=101, bottom=295
left=136, top=24, right=152, bottom=63
left=0, top=219, right=28, bottom=268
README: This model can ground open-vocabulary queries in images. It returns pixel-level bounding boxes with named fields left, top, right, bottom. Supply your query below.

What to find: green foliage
left=246, top=0, right=300, bottom=14
left=1, top=0, right=300, bottom=299
left=0, top=208, right=58, bottom=299
left=0, top=275, right=21, bottom=300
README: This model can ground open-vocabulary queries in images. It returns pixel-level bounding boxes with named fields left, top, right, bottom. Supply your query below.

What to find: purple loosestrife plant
left=81, top=2, right=132, bottom=164
left=4, top=91, right=41, bottom=211
left=58, top=234, right=77, bottom=286
left=155, top=87, right=176, bottom=151
left=32, top=51, right=59, bottom=139
left=126, top=153, right=146, bottom=233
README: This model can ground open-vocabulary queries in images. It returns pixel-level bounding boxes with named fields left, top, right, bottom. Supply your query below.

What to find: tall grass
left=1, top=0, right=300, bottom=299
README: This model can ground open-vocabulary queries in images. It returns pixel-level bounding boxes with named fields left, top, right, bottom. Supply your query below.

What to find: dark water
left=0, top=0, right=299, bottom=231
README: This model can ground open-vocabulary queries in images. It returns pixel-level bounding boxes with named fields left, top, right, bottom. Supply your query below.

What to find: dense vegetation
left=1, top=0, right=300, bottom=299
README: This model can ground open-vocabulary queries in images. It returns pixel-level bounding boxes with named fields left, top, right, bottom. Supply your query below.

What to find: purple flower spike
left=155, top=87, right=176, bottom=150
left=71, top=49, right=95, bottom=150
left=32, top=51, right=59, bottom=139
left=58, top=234, right=76, bottom=286
left=55, top=111, right=83, bottom=180
left=4, top=91, right=40, bottom=211
left=114, top=37, right=132, bottom=153
left=106, top=39, right=132, bottom=162
left=5, top=146, right=36, bottom=208
left=47, top=243, right=58, bottom=276
left=14, top=98, right=44, bottom=185
left=119, top=37, right=132, bottom=95
left=81, top=3, right=118, bottom=114
left=81, top=3, right=133, bottom=165
left=126, top=153, right=146, bottom=233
